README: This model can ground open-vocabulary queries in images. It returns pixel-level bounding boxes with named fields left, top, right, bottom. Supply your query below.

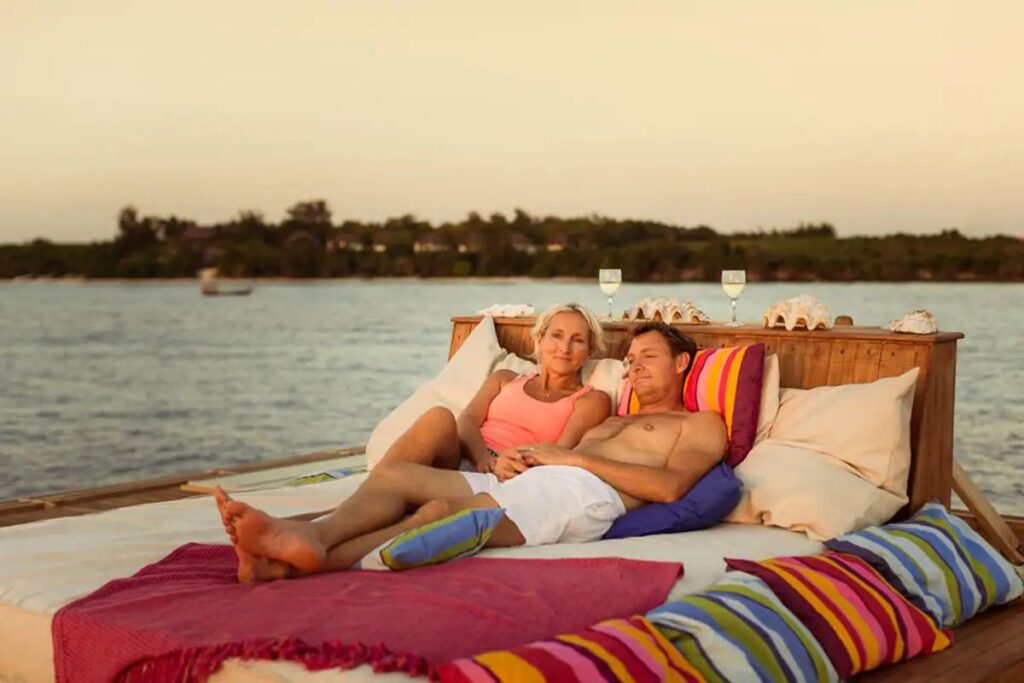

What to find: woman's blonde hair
left=530, top=302, right=608, bottom=362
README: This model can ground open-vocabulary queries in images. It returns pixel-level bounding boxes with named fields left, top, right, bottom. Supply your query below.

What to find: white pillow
left=366, top=317, right=622, bottom=469
left=754, top=354, right=780, bottom=445
left=366, top=317, right=506, bottom=468
left=583, top=357, right=626, bottom=407
left=726, top=440, right=907, bottom=541
left=767, top=367, right=919, bottom=497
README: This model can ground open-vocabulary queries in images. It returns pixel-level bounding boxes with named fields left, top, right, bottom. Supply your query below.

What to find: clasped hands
left=490, top=443, right=579, bottom=481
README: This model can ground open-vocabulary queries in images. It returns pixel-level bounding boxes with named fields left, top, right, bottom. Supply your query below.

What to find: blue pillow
left=602, top=463, right=742, bottom=539
left=356, top=507, right=504, bottom=571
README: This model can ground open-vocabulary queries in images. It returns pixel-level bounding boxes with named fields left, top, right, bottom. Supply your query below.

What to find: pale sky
left=1, top=1, right=1022, bottom=242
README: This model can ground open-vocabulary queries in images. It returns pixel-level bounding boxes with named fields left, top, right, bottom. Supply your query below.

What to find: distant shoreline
left=1, top=275, right=555, bottom=284
left=3, top=276, right=1023, bottom=285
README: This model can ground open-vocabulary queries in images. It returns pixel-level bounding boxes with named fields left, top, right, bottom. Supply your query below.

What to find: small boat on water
left=199, top=267, right=253, bottom=297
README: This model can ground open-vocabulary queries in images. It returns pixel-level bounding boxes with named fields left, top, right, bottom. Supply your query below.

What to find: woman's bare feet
left=214, top=486, right=239, bottom=544
left=235, top=544, right=292, bottom=582
left=228, top=500, right=327, bottom=573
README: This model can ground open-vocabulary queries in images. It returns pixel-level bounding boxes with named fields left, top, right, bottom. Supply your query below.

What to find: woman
left=378, top=302, right=611, bottom=473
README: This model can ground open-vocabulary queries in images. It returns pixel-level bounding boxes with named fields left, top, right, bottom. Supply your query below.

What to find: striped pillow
left=618, top=343, right=765, bottom=466
left=435, top=615, right=702, bottom=682
left=356, top=508, right=504, bottom=571
left=825, top=501, right=1024, bottom=628
left=647, top=571, right=839, bottom=682
left=726, top=553, right=952, bottom=679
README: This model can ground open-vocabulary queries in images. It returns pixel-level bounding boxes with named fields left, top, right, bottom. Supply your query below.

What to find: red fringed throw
left=53, top=543, right=682, bottom=682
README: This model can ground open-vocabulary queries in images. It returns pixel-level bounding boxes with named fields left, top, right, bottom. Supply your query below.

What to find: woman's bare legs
left=307, top=461, right=475, bottom=547
left=319, top=493, right=527, bottom=573
left=222, top=461, right=476, bottom=573
left=378, top=406, right=463, bottom=469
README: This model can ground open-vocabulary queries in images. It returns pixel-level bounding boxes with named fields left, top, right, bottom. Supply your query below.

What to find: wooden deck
left=0, top=447, right=362, bottom=528
left=1, top=449, right=1021, bottom=681
left=860, top=598, right=1024, bottom=683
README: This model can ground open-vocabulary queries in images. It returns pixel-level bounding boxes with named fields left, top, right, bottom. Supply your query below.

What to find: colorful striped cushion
left=825, top=501, right=1024, bottom=628
left=648, top=571, right=839, bottom=682
left=436, top=615, right=704, bottom=682
left=726, top=553, right=952, bottom=679
left=618, top=344, right=765, bottom=466
left=356, top=508, right=504, bottom=571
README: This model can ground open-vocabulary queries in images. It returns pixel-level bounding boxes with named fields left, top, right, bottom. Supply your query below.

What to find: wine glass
left=598, top=269, right=622, bottom=318
left=721, top=270, right=746, bottom=327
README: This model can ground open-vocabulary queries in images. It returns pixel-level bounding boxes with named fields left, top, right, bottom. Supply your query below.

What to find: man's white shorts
left=460, top=465, right=626, bottom=546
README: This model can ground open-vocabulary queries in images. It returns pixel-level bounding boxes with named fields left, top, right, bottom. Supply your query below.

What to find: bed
left=0, top=470, right=821, bottom=682
left=3, top=314, right=1007, bottom=682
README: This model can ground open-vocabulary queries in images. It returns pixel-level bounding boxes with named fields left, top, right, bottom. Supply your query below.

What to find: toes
left=214, top=487, right=234, bottom=516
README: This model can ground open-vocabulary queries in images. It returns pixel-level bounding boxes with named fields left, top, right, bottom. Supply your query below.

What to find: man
left=215, top=321, right=727, bottom=581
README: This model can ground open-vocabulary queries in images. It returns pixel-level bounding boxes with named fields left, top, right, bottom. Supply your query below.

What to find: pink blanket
left=52, top=543, right=682, bottom=682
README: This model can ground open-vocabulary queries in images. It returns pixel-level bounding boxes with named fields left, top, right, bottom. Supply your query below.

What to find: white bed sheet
left=0, top=474, right=821, bottom=682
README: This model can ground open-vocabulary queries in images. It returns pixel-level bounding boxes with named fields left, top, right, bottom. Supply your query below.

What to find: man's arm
left=525, top=411, right=727, bottom=504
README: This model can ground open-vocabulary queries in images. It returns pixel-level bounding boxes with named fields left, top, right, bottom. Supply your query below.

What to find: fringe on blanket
left=115, top=636, right=435, bottom=683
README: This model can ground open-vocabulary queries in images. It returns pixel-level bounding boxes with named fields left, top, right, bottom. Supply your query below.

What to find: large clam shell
left=889, top=309, right=937, bottom=334
left=624, top=296, right=709, bottom=324
left=762, top=295, right=832, bottom=331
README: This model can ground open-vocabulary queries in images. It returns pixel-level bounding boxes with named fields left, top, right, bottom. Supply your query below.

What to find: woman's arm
left=554, top=390, right=612, bottom=449
left=457, top=369, right=518, bottom=472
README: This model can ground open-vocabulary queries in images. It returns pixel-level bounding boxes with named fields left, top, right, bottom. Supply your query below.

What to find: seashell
left=476, top=303, right=535, bottom=317
left=762, top=295, right=832, bottom=331
left=624, top=296, right=652, bottom=320
left=624, top=297, right=709, bottom=324
left=889, top=309, right=937, bottom=334
left=676, top=300, right=710, bottom=324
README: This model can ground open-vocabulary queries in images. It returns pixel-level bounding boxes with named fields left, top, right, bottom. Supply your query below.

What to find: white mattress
left=0, top=474, right=821, bottom=682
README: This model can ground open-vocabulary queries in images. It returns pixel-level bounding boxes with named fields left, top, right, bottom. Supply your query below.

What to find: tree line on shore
left=2, top=200, right=1022, bottom=281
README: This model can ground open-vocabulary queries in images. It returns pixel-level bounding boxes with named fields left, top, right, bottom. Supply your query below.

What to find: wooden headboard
left=448, top=316, right=964, bottom=514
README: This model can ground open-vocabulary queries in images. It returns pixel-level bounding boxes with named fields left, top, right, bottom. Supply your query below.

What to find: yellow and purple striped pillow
left=617, top=343, right=765, bottom=466
left=726, top=552, right=952, bottom=679
left=435, top=615, right=703, bottom=682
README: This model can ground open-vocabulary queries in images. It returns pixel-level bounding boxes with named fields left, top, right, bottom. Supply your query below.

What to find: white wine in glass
left=598, top=269, right=622, bottom=318
left=721, top=270, right=746, bottom=327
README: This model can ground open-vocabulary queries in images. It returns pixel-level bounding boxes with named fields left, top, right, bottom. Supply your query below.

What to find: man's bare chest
left=584, top=413, right=684, bottom=449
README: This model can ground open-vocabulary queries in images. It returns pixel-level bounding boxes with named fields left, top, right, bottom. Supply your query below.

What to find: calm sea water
left=1, top=281, right=1022, bottom=514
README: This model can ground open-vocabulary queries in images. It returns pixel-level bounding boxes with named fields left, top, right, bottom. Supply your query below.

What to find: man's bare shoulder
left=681, top=410, right=727, bottom=433
left=676, top=410, right=728, bottom=462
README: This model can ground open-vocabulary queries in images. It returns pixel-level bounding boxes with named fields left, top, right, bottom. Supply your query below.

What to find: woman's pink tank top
left=478, top=374, right=593, bottom=453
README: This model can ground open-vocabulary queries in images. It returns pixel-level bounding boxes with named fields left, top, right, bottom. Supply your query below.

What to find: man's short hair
left=630, top=321, right=698, bottom=383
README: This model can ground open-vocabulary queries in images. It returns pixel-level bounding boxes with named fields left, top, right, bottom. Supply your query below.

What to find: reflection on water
left=1, top=280, right=1022, bottom=514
